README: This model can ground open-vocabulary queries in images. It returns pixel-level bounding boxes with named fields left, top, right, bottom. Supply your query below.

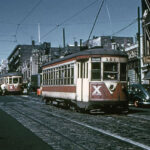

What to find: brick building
left=142, top=0, right=150, bottom=81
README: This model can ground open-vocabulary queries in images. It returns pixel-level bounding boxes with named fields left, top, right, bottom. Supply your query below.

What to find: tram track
left=24, top=96, right=150, bottom=134
left=4, top=95, right=150, bottom=133
left=0, top=105, right=89, bottom=150
left=0, top=95, right=150, bottom=149
left=128, top=114, right=150, bottom=121
left=23, top=103, right=150, bottom=149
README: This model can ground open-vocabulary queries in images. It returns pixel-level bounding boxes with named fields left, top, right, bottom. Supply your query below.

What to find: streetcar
left=41, top=48, right=128, bottom=112
left=0, top=72, right=23, bottom=95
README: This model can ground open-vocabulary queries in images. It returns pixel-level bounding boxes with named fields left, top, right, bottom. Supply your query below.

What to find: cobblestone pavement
left=0, top=95, right=150, bottom=150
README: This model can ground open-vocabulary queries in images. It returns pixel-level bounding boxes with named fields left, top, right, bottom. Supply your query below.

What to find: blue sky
left=0, top=0, right=141, bottom=61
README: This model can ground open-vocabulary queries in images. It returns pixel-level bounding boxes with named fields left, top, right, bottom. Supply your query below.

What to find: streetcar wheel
left=2, top=90, right=6, bottom=96
left=70, top=105, right=76, bottom=112
left=46, top=99, right=51, bottom=105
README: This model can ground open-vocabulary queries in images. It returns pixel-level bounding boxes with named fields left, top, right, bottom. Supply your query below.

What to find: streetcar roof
left=0, top=72, right=22, bottom=78
left=42, top=48, right=127, bottom=67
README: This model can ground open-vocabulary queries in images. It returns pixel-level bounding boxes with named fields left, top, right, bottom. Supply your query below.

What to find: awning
left=144, top=71, right=150, bottom=80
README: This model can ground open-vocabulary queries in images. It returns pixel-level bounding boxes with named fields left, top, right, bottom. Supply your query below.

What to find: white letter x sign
left=92, top=85, right=101, bottom=95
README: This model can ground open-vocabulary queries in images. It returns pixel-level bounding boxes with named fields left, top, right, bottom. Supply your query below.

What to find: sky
left=0, top=0, right=141, bottom=61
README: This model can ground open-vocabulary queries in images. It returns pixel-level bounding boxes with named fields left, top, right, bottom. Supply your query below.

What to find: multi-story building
left=0, top=59, right=8, bottom=75
left=125, top=44, right=139, bottom=84
left=142, top=0, right=150, bottom=62
left=125, top=36, right=149, bottom=84
left=83, top=36, right=133, bottom=50
left=8, top=40, right=80, bottom=83
left=7, top=41, right=40, bottom=72
left=8, top=41, right=46, bottom=83
left=142, top=0, right=150, bottom=81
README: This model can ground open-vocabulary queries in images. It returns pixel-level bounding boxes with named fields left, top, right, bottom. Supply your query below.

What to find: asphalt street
left=0, top=107, right=53, bottom=150
left=0, top=94, right=150, bottom=150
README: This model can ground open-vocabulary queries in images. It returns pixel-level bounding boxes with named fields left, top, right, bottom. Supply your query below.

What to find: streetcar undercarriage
left=43, top=96, right=129, bottom=113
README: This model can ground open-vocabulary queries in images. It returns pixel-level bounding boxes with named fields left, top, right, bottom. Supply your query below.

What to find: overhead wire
left=0, top=34, right=15, bottom=37
left=41, top=0, right=99, bottom=40
left=105, top=0, right=113, bottom=36
left=111, top=18, right=138, bottom=36
left=0, top=40, right=16, bottom=43
left=15, top=0, right=43, bottom=41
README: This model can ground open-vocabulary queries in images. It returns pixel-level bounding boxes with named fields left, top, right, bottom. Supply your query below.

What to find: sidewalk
left=0, top=109, right=53, bottom=150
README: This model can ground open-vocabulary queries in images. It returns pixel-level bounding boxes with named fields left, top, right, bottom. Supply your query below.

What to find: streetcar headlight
left=109, top=85, right=114, bottom=91
left=146, top=95, right=149, bottom=100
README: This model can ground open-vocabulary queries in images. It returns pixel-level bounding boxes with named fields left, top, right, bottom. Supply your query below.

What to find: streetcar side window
left=78, top=63, right=80, bottom=78
left=120, top=63, right=127, bottom=81
left=103, top=62, right=118, bottom=80
left=71, top=63, right=74, bottom=84
left=43, top=63, right=75, bottom=86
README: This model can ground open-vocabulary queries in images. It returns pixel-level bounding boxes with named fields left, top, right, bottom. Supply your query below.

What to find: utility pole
left=63, top=28, right=66, bottom=49
left=138, top=6, right=141, bottom=84
left=38, top=23, right=41, bottom=44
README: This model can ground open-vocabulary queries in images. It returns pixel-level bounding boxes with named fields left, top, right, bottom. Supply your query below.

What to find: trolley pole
left=138, top=6, right=141, bottom=84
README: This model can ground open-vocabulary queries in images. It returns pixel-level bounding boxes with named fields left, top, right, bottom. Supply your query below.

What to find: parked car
left=127, top=84, right=150, bottom=107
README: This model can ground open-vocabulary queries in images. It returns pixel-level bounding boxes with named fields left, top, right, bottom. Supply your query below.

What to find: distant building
left=142, top=0, right=150, bottom=63
left=29, top=42, right=80, bottom=83
left=125, top=37, right=148, bottom=84
left=125, top=44, right=139, bottom=84
left=8, top=41, right=80, bottom=83
left=7, top=41, right=46, bottom=83
left=141, top=0, right=150, bottom=82
left=7, top=41, right=42, bottom=72
left=0, top=59, right=8, bottom=75
left=83, top=36, right=133, bottom=50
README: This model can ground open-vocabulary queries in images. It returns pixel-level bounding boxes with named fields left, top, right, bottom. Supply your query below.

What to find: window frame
left=103, top=62, right=118, bottom=81
left=91, top=57, right=101, bottom=81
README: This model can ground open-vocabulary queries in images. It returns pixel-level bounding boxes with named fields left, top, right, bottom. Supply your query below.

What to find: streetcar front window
left=13, top=78, right=18, bottom=84
left=9, top=78, right=12, bottom=84
left=19, top=77, right=22, bottom=84
left=91, top=62, right=101, bottom=80
left=103, top=63, right=118, bottom=80
left=120, top=63, right=127, bottom=81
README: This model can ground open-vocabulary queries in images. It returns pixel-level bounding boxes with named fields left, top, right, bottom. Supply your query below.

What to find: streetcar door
left=76, top=60, right=89, bottom=102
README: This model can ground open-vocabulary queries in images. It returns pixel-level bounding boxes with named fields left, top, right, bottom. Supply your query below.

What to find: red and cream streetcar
left=41, top=48, right=128, bottom=112
left=0, top=72, right=23, bottom=95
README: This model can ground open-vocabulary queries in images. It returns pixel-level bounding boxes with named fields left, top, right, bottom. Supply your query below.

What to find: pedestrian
left=1, top=83, right=6, bottom=95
